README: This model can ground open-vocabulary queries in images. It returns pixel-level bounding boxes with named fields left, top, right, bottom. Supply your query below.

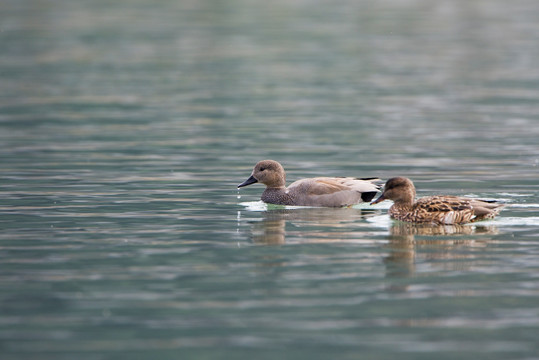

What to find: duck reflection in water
left=243, top=207, right=501, bottom=289
left=384, top=221, right=500, bottom=280
left=249, top=207, right=381, bottom=245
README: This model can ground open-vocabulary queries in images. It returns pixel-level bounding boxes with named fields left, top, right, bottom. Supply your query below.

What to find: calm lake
left=1, top=0, right=538, bottom=359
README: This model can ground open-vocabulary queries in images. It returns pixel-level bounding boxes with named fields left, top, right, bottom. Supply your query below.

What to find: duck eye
left=259, top=167, right=266, bottom=171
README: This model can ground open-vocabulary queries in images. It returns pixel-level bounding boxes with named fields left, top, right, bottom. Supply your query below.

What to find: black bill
left=238, top=175, right=258, bottom=188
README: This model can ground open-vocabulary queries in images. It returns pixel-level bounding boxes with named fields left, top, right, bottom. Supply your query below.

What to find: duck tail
left=471, top=199, right=505, bottom=221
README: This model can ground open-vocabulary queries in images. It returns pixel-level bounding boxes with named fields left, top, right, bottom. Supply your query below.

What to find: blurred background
left=1, top=0, right=538, bottom=359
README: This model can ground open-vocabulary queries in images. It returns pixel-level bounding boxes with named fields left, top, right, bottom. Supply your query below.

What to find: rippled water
left=1, top=0, right=539, bottom=359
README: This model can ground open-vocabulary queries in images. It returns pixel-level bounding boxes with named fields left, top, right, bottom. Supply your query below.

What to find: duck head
left=371, top=176, right=416, bottom=205
left=238, top=160, right=287, bottom=189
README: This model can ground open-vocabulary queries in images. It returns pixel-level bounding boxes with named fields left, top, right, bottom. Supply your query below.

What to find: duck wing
left=412, top=196, right=475, bottom=224
left=287, top=177, right=381, bottom=207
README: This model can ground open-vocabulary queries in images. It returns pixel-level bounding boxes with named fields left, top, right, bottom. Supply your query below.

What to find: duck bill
left=238, top=175, right=258, bottom=188
left=370, top=194, right=385, bottom=205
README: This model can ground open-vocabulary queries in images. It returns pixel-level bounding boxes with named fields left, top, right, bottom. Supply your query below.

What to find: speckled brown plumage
left=238, top=160, right=382, bottom=207
left=372, top=177, right=504, bottom=224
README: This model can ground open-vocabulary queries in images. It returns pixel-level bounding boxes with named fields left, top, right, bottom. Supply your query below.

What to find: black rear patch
left=361, top=191, right=378, bottom=202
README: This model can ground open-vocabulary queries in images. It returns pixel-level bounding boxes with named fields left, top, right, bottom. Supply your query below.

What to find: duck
left=371, top=176, right=504, bottom=224
left=238, top=160, right=382, bottom=207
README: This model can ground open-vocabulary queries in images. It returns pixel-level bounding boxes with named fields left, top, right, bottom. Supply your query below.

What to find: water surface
left=1, top=0, right=539, bottom=359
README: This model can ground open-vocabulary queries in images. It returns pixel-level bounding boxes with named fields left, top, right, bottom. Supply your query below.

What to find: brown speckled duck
left=238, top=160, right=382, bottom=207
left=371, top=177, right=504, bottom=224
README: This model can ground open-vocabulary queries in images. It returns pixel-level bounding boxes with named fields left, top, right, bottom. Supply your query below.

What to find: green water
left=1, top=0, right=539, bottom=359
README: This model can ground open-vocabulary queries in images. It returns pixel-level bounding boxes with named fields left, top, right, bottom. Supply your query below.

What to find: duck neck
left=392, top=198, right=414, bottom=210
left=393, top=190, right=415, bottom=210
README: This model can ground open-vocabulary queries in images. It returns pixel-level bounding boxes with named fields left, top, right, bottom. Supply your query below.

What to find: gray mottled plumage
left=238, top=160, right=381, bottom=207
left=371, top=177, right=504, bottom=224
